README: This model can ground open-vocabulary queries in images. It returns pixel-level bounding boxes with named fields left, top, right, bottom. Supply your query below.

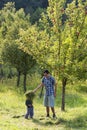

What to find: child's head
left=25, top=90, right=35, bottom=100
left=25, top=94, right=31, bottom=100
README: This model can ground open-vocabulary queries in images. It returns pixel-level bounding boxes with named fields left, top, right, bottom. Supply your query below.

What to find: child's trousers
left=25, top=106, right=34, bottom=118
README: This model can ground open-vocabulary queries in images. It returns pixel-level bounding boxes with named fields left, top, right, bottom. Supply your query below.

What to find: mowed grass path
left=0, top=81, right=87, bottom=130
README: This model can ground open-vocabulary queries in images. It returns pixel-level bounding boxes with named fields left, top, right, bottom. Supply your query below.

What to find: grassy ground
left=0, top=77, right=87, bottom=130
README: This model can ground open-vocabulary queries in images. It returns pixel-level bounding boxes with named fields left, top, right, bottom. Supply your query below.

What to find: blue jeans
left=25, top=106, right=34, bottom=118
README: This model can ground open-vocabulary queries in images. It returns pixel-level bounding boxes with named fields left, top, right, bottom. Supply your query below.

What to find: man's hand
left=54, top=92, right=56, bottom=97
left=33, top=83, right=43, bottom=93
left=54, top=82, right=57, bottom=97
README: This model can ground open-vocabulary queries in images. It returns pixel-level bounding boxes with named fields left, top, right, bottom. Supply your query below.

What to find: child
left=25, top=91, right=35, bottom=119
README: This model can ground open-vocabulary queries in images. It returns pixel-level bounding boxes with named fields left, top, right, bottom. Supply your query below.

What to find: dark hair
left=43, top=70, right=49, bottom=74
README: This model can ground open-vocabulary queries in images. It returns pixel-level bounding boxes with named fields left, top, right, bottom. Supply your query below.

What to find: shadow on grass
left=32, top=116, right=56, bottom=127
left=12, top=114, right=55, bottom=126
left=12, top=113, right=87, bottom=129
left=32, top=112, right=87, bottom=129
left=12, top=115, right=25, bottom=118
left=55, top=113, right=87, bottom=129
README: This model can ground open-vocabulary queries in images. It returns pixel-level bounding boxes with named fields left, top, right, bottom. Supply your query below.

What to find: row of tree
left=0, top=2, right=37, bottom=92
left=19, top=0, right=87, bottom=110
left=0, top=0, right=87, bottom=111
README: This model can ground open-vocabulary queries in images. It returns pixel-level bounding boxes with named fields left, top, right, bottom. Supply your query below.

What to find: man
left=33, top=70, right=57, bottom=118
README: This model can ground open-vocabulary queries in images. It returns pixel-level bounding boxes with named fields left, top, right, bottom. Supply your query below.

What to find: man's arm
left=33, top=83, right=44, bottom=93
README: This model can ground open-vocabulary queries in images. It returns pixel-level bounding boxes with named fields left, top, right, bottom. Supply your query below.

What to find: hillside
left=0, top=0, right=48, bottom=12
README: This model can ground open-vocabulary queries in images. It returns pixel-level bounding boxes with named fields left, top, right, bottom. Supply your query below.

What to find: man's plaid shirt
left=42, top=76, right=55, bottom=96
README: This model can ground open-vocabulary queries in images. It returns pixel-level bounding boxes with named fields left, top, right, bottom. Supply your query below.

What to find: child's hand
left=28, top=104, right=32, bottom=106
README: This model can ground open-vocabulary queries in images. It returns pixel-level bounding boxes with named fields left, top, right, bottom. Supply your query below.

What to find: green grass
left=0, top=78, right=87, bottom=130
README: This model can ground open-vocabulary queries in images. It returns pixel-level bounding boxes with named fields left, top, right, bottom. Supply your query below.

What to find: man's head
left=43, top=70, right=50, bottom=78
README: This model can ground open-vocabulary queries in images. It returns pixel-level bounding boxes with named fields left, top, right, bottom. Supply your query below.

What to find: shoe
left=53, top=114, right=57, bottom=119
left=30, top=116, right=33, bottom=119
left=46, top=114, right=50, bottom=117
left=25, top=117, right=28, bottom=119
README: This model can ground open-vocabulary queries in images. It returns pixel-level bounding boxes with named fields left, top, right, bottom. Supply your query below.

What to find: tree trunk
left=61, top=77, right=67, bottom=111
left=17, top=71, right=21, bottom=87
left=0, top=68, right=4, bottom=83
left=23, top=73, right=27, bottom=92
